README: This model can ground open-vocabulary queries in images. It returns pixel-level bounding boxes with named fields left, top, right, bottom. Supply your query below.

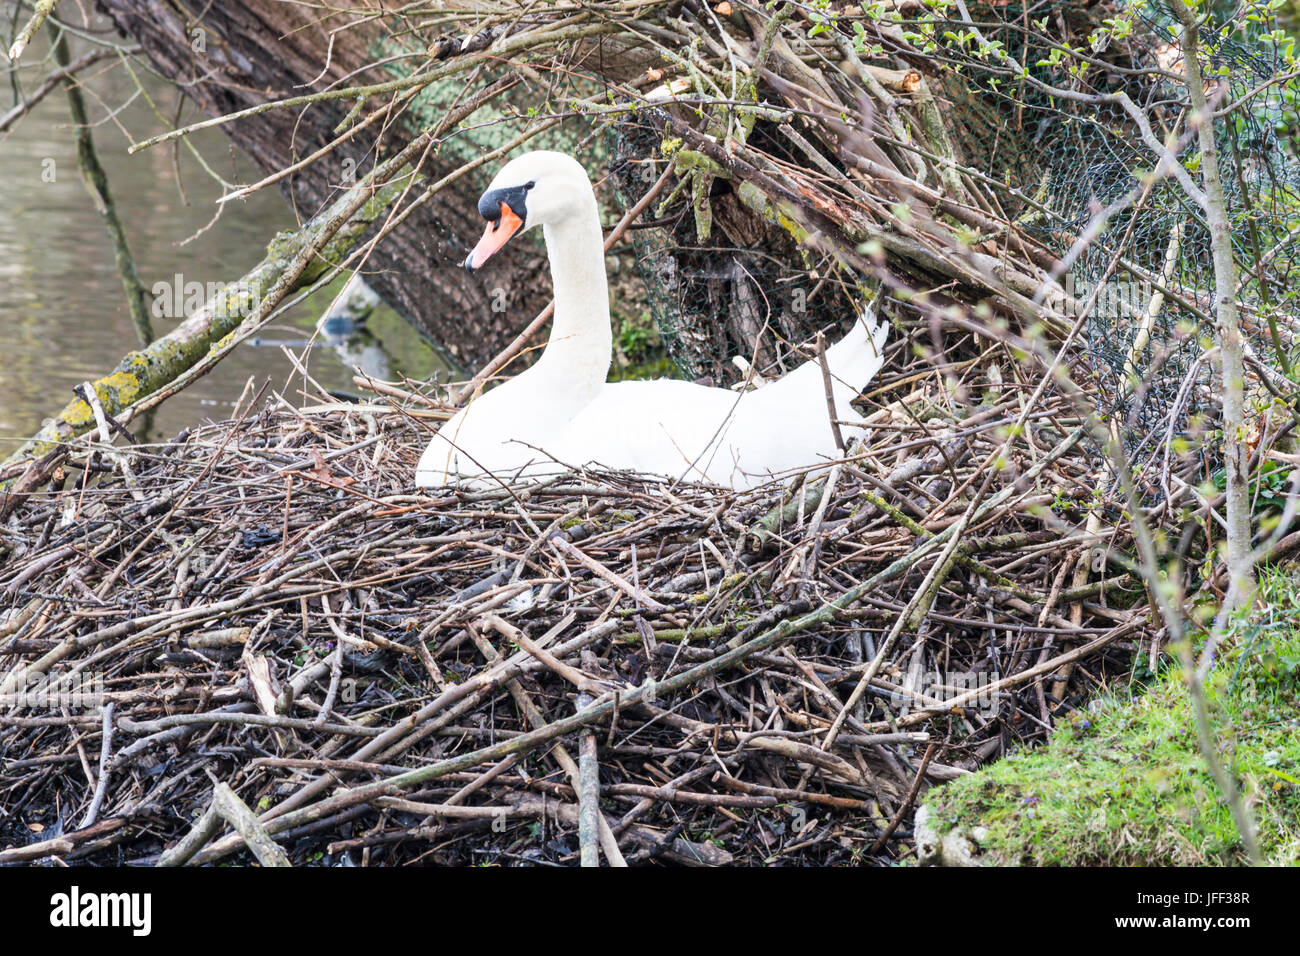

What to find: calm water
left=0, top=39, right=449, bottom=448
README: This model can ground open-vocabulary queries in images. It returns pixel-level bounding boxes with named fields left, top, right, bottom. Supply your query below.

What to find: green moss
left=210, top=328, right=240, bottom=354
left=265, top=229, right=298, bottom=261
left=97, top=371, right=143, bottom=410
left=919, top=565, right=1300, bottom=865
left=61, top=399, right=95, bottom=428
left=688, top=572, right=748, bottom=605
left=48, top=371, right=143, bottom=431
left=368, top=36, right=603, bottom=173
left=732, top=179, right=809, bottom=244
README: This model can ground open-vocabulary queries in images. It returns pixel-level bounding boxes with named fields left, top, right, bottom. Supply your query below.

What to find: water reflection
left=0, top=36, right=449, bottom=448
left=252, top=277, right=395, bottom=387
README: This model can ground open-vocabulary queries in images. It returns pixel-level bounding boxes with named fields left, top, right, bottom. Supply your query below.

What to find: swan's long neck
left=535, top=196, right=611, bottom=392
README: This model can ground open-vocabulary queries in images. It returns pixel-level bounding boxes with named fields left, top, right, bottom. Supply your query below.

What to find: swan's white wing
left=415, top=378, right=572, bottom=487
left=556, top=377, right=861, bottom=488
left=556, top=380, right=747, bottom=485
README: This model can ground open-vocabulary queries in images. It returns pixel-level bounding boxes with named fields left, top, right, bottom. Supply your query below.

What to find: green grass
left=917, top=565, right=1300, bottom=865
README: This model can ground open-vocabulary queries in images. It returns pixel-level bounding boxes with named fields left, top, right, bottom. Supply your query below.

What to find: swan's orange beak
left=465, top=203, right=523, bottom=270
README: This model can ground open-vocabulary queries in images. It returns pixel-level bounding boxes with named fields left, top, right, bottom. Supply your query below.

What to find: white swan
left=415, top=151, right=888, bottom=491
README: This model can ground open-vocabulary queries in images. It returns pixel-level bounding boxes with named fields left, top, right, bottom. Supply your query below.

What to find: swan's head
left=464, top=151, right=594, bottom=270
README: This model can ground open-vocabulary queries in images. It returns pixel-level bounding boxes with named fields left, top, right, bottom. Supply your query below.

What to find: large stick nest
left=0, top=327, right=1149, bottom=866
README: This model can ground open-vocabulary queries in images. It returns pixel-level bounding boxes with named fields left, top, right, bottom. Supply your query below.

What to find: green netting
left=945, top=2, right=1300, bottom=461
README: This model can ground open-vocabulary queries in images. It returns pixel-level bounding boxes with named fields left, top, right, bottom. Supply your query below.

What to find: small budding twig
left=7, top=0, right=56, bottom=61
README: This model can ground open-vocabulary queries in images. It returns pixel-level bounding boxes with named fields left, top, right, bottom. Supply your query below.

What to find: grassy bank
left=917, top=567, right=1300, bottom=866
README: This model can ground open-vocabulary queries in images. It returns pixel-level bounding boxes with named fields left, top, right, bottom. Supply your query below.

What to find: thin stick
left=78, top=702, right=115, bottom=829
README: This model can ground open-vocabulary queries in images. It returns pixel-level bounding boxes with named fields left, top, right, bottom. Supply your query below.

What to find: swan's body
left=416, top=151, right=888, bottom=491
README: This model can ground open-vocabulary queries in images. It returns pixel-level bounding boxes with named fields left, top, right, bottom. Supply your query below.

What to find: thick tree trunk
left=94, top=0, right=554, bottom=371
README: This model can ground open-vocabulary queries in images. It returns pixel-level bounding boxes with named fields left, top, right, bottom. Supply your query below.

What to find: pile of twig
left=0, top=325, right=1152, bottom=867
